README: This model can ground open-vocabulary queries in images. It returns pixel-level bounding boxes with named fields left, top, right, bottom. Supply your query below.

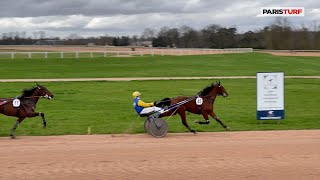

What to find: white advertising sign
left=257, top=72, right=284, bottom=120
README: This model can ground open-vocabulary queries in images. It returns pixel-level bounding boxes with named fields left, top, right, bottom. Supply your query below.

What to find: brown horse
left=157, top=81, right=229, bottom=133
left=0, top=84, right=54, bottom=138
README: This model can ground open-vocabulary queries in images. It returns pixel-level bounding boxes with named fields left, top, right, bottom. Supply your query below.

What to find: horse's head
left=216, top=81, right=228, bottom=97
left=198, top=81, right=228, bottom=98
left=34, top=84, right=54, bottom=100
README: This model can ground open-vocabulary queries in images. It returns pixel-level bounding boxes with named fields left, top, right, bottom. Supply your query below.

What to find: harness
left=0, top=100, right=8, bottom=106
left=196, top=95, right=203, bottom=114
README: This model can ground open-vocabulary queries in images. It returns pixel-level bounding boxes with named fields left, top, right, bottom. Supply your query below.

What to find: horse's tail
left=155, top=97, right=171, bottom=108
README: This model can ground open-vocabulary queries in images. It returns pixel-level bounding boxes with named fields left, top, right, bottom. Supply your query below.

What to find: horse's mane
left=18, top=86, right=38, bottom=98
left=197, top=83, right=217, bottom=96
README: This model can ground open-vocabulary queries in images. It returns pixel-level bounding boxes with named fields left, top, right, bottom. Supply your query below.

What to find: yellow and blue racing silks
left=133, top=97, right=154, bottom=114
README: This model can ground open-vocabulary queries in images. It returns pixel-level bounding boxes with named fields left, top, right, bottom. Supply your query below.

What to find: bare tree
left=32, top=32, right=39, bottom=39
left=39, top=31, right=46, bottom=39
left=179, top=26, right=201, bottom=48
left=141, top=28, right=156, bottom=40
left=131, top=35, right=139, bottom=46
left=66, top=33, right=83, bottom=40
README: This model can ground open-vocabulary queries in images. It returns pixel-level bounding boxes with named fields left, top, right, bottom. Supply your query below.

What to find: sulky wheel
left=144, top=118, right=151, bottom=134
left=148, top=118, right=168, bottom=138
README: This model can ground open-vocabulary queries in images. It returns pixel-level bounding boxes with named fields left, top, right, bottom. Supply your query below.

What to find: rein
left=2, top=95, right=47, bottom=100
left=21, top=96, right=46, bottom=99
left=1, top=96, right=42, bottom=100
left=160, top=85, right=222, bottom=111
left=165, top=96, right=196, bottom=113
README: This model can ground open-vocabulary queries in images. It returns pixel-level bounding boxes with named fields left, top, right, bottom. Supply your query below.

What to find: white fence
left=0, top=48, right=253, bottom=59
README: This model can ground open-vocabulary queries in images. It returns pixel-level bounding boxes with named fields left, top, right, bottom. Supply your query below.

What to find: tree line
left=1, top=18, right=319, bottom=50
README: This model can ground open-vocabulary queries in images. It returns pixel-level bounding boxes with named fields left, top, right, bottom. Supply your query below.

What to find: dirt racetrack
left=0, top=130, right=319, bottom=180
left=261, top=51, right=320, bottom=57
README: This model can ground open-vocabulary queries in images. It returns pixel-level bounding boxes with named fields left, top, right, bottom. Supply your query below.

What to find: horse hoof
left=194, top=120, right=200, bottom=124
left=43, top=126, right=46, bottom=129
left=10, top=135, right=16, bottom=139
left=191, top=130, right=197, bottom=134
left=225, top=126, right=231, bottom=131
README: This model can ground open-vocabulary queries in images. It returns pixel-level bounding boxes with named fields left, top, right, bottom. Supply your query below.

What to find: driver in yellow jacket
left=132, top=91, right=163, bottom=115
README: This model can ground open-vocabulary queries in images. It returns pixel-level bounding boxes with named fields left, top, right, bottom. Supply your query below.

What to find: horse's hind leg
left=208, top=112, right=230, bottom=130
left=178, top=110, right=196, bottom=134
left=10, top=117, right=25, bottom=139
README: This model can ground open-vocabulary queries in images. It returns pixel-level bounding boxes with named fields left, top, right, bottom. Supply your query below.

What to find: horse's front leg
left=28, top=112, right=46, bottom=128
left=40, top=112, right=46, bottom=128
left=10, top=117, right=25, bottom=139
left=178, top=109, right=196, bottom=134
left=208, top=112, right=230, bottom=130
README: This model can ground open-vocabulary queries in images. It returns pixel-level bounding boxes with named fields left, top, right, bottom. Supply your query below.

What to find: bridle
left=22, top=95, right=52, bottom=99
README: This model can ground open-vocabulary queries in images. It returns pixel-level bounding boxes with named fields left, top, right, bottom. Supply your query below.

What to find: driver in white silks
left=132, top=91, right=164, bottom=115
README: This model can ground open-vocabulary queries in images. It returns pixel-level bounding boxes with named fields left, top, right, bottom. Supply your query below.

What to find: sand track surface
left=0, top=130, right=319, bottom=180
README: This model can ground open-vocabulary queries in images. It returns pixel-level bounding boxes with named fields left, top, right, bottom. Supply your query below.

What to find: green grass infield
left=0, top=53, right=319, bottom=79
left=0, top=79, right=319, bottom=136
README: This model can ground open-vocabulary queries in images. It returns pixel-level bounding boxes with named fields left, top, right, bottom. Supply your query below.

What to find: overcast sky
left=0, top=0, right=319, bottom=38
